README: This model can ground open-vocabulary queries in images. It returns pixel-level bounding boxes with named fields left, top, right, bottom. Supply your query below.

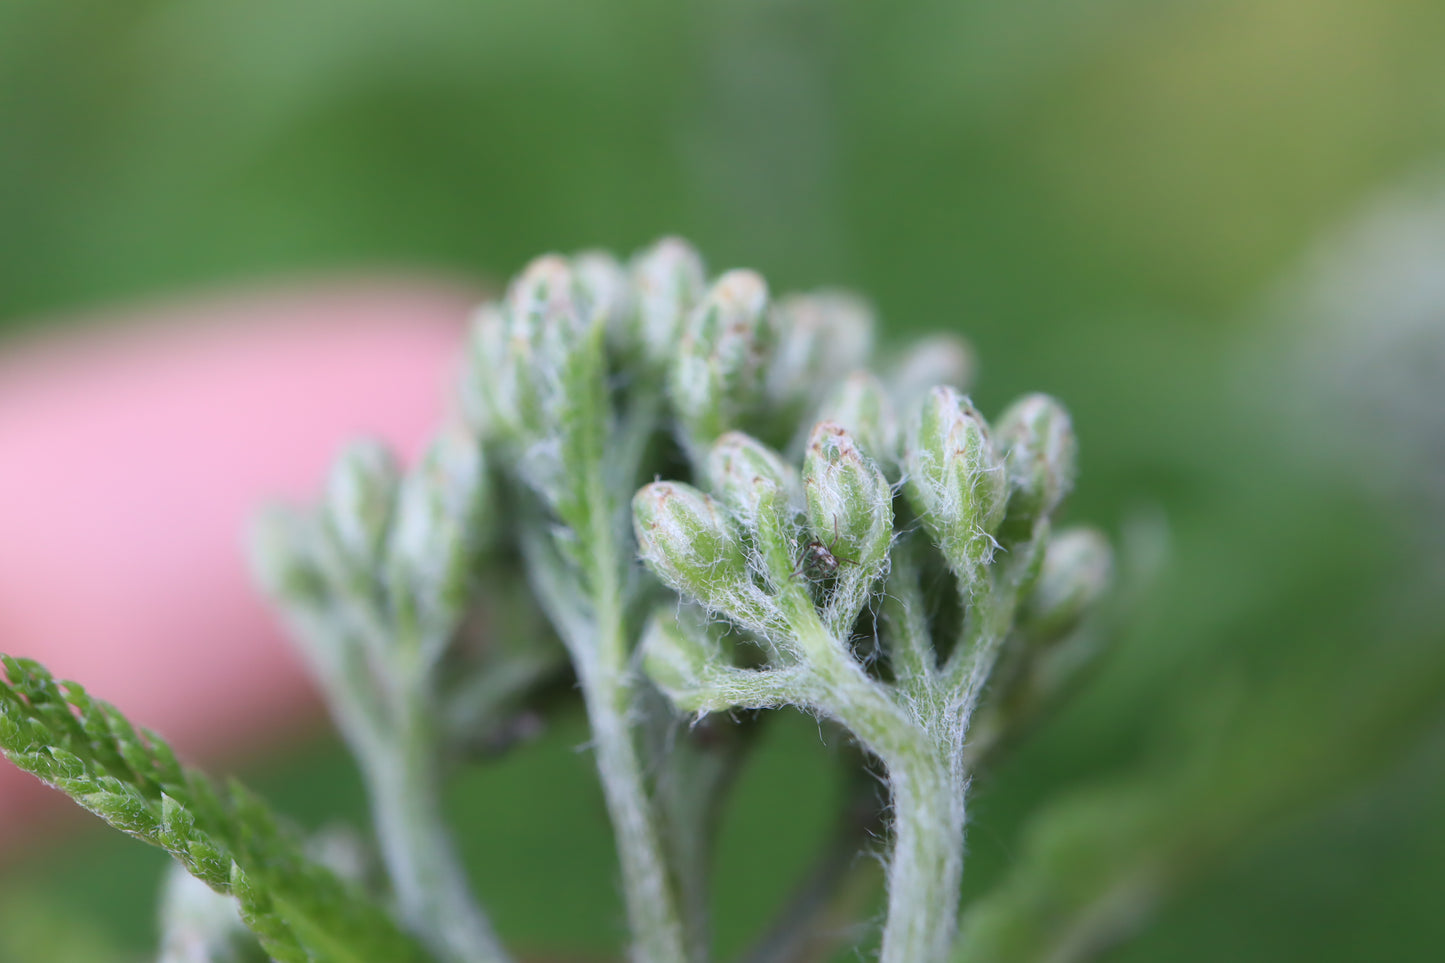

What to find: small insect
left=794, top=516, right=856, bottom=580
left=799, top=538, right=843, bottom=578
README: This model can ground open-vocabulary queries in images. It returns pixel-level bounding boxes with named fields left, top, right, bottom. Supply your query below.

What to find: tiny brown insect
left=795, top=516, right=857, bottom=581
left=800, top=539, right=842, bottom=578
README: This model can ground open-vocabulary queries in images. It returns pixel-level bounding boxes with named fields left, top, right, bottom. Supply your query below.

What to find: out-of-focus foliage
left=2, top=1, right=1443, bottom=961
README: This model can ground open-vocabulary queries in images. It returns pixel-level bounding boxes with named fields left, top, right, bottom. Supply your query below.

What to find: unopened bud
left=629, top=237, right=706, bottom=368
left=321, top=441, right=400, bottom=581
left=506, top=254, right=591, bottom=342
left=574, top=250, right=633, bottom=337
left=1022, top=527, right=1112, bottom=642
left=804, top=422, right=894, bottom=579
left=475, top=255, right=610, bottom=517
left=889, top=335, right=975, bottom=409
left=767, top=292, right=874, bottom=411
left=387, top=427, right=489, bottom=649
left=633, top=482, right=773, bottom=627
left=707, top=432, right=800, bottom=526
left=249, top=508, right=329, bottom=609
left=996, top=393, right=1076, bottom=530
left=669, top=270, right=774, bottom=455
left=708, top=432, right=800, bottom=583
left=506, top=255, right=600, bottom=424
left=903, top=387, right=1007, bottom=585
left=817, top=370, right=898, bottom=466
left=639, top=609, right=724, bottom=714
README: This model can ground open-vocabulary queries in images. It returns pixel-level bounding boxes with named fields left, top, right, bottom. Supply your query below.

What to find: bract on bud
left=629, top=237, right=706, bottom=368
left=387, top=427, right=489, bottom=651
left=1022, top=527, right=1112, bottom=642
left=633, top=482, right=772, bottom=628
left=803, top=422, right=894, bottom=579
left=767, top=292, right=874, bottom=412
left=321, top=441, right=400, bottom=579
left=889, top=335, right=975, bottom=409
left=996, top=393, right=1077, bottom=529
left=817, top=370, right=898, bottom=467
left=903, top=387, right=1007, bottom=586
left=669, top=269, right=774, bottom=456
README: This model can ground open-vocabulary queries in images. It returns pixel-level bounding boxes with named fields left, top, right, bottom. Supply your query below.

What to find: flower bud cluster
left=462, top=256, right=614, bottom=523
left=255, top=425, right=491, bottom=672
left=318, top=442, right=401, bottom=594
left=387, top=427, right=491, bottom=655
left=426, top=238, right=1115, bottom=963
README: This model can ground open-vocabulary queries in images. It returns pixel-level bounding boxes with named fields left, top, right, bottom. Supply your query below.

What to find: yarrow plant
left=1, top=239, right=1112, bottom=963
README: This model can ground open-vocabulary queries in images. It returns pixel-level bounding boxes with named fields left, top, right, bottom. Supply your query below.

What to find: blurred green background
left=3, top=1, right=1444, bottom=960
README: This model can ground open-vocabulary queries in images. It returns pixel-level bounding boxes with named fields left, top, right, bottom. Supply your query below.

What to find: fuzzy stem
left=573, top=573, right=691, bottom=963
left=573, top=458, right=692, bottom=963
left=882, top=545, right=937, bottom=693
left=365, top=657, right=508, bottom=963
left=878, top=734, right=966, bottom=963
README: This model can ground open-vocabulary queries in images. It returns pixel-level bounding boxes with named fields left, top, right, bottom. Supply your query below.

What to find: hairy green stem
left=365, top=664, right=508, bottom=963
left=787, top=608, right=967, bottom=963
left=878, top=734, right=966, bottom=963
left=565, top=456, right=691, bottom=963
left=573, top=578, right=691, bottom=963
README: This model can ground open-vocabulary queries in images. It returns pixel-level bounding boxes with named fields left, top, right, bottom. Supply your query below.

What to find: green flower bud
left=767, top=292, right=874, bottom=411
left=1022, top=527, right=1112, bottom=642
left=320, top=441, right=400, bottom=590
left=903, top=387, right=1007, bottom=586
left=707, top=432, right=801, bottom=585
left=707, top=431, right=800, bottom=526
left=574, top=250, right=633, bottom=341
left=489, top=254, right=611, bottom=517
left=249, top=507, right=329, bottom=609
left=502, top=255, right=598, bottom=433
left=803, top=422, right=894, bottom=580
left=817, top=370, right=898, bottom=467
left=889, top=334, right=975, bottom=409
left=387, top=427, right=489, bottom=653
left=996, top=393, right=1077, bottom=530
left=633, top=481, right=775, bottom=629
left=639, top=609, right=725, bottom=714
left=629, top=237, right=706, bottom=368
left=670, top=269, right=774, bottom=456
left=507, top=254, right=590, bottom=335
